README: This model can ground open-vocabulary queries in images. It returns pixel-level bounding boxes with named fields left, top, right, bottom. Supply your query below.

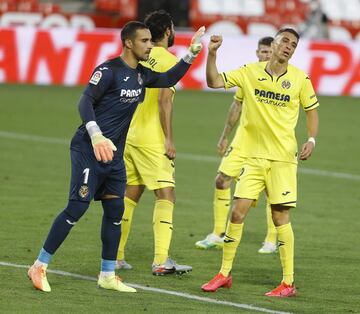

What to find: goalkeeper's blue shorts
left=68, top=149, right=126, bottom=202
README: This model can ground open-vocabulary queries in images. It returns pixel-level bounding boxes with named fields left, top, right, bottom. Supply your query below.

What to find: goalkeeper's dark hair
left=121, top=21, right=148, bottom=45
left=258, top=36, right=274, bottom=47
left=144, top=10, right=173, bottom=43
left=275, top=28, right=300, bottom=41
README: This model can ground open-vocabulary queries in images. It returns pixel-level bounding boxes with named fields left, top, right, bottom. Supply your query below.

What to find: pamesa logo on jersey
left=120, top=89, right=142, bottom=97
left=119, top=88, right=142, bottom=103
left=255, top=89, right=290, bottom=107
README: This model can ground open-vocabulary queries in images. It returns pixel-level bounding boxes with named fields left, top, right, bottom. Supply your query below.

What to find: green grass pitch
left=0, top=84, right=359, bottom=313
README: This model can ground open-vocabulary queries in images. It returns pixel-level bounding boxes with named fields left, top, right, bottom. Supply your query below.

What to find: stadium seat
left=39, top=3, right=61, bottom=14
left=321, top=0, right=360, bottom=21
left=96, top=0, right=120, bottom=13
left=17, top=0, right=39, bottom=12
left=0, top=0, right=16, bottom=13
left=95, top=0, right=137, bottom=19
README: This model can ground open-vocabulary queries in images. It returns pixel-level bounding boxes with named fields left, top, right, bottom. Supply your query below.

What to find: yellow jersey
left=126, top=47, right=177, bottom=147
left=221, top=61, right=319, bottom=164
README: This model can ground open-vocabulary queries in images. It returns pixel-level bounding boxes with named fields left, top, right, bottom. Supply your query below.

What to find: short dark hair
left=144, top=10, right=173, bottom=43
left=275, top=28, right=300, bottom=41
left=121, top=21, right=148, bottom=45
left=258, top=36, right=274, bottom=47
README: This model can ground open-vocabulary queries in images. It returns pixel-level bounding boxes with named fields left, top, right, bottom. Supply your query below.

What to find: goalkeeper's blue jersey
left=70, top=56, right=189, bottom=158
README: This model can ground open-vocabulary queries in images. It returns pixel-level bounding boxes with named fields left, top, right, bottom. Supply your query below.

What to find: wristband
left=308, top=137, right=316, bottom=146
left=86, top=121, right=102, bottom=138
left=183, top=51, right=197, bottom=64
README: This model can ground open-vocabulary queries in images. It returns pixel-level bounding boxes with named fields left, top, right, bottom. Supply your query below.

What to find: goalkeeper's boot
left=201, top=273, right=232, bottom=292
left=28, top=264, right=51, bottom=292
left=152, top=257, right=192, bottom=276
left=258, top=241, right=277, bottom=254
left=97, top=274, right=136, bottom=292
left=264, top=282, right=296, bottom=297
left=115, top=259, right=133, bottom=270
left=195, top=233, right=224, bottom=250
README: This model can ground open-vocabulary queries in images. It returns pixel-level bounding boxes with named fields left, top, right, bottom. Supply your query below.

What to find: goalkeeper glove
left=86, top=121, right=117, bottom=162
left=183, top=26, right=206, bottom=64
left=90, top=132, right=117, bottom=162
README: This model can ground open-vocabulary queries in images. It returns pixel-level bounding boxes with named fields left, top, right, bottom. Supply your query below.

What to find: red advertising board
left=1, top=27, right=360, bottom=96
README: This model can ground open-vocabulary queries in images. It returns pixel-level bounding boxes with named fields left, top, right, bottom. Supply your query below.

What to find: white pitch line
left=0, top=130, right=359, bottom=181
left=0, top=130, right=69, bottom=145
left=0, top=261, right=291, bottom=314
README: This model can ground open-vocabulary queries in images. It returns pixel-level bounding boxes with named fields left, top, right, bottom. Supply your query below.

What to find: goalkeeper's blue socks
left=35, top=248, right=52, bottom=267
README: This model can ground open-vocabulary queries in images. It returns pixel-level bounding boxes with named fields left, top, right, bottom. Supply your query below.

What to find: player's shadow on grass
left=234, top=265, right=278, bottom=286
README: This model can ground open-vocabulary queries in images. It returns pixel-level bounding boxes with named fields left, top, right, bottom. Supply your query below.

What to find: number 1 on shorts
left=83, top=168, right=90, bottom=184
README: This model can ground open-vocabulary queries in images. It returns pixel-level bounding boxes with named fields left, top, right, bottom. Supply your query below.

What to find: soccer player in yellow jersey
left=195, top=37, right=279, bottom=254
left=115, top=10, right=192, bottom=275
left=202, top=28, right=319, bottom=297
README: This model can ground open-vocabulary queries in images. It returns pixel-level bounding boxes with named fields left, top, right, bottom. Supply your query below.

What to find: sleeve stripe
left=304, top=100, right=319, bottom=110
left=222, top=72, right=228, bottom=82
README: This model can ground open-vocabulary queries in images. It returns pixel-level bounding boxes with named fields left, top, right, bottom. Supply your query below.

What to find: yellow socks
left=220, top=222, right=244, bottom=276
left=153, top=199, right=174, bottom=265
left=277, top=223, right=294, bottom=285
left=264, top=202, right=277, bottom=244
left=213, top=188, right=231, bottom=236
left=117, top=197, right=137, bottom=261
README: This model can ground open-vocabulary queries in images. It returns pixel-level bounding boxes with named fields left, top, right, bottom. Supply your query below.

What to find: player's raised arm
left=300, top=108, right=319, bottom=160
left=206, top=35, right=225, bottom=88
left=145, top=26, right=205, bottom=88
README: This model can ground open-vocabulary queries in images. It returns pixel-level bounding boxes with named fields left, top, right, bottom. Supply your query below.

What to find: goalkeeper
left=27, top=21, right=204, bottom=293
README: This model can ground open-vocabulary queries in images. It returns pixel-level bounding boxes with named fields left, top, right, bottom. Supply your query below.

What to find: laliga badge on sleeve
left=90, top=71, right=102, bottom=85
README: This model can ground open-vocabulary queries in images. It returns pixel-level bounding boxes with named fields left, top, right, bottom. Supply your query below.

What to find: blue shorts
left=69, top=149, right=126, bottom=202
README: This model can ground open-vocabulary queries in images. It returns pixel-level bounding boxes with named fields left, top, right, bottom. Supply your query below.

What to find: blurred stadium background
left=0, top=1, right=359, bottom=313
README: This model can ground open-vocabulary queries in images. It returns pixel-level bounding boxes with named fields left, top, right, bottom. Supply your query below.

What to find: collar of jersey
left=263, top=63, right=288, bottom=82
left=119, top=56, right=141, bottom=71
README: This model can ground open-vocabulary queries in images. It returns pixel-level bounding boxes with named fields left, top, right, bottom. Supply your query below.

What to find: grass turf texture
left=0, top=85, right=359, bottom=313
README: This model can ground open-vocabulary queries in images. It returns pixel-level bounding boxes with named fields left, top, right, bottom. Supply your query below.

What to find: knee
left=230, top=199, right=252, bottom=223
left=125, top=185, right=144, bottom=203
left=272, top=215, right=289, bottom=227
left=64, top=200, right=89, bottom=222
left=102, top=198, right=124, bottom=221
left=230, top=204, right=247, bottom=223
left=155, top=188, right=175, bottom=204
left=215, top=173, right=231, bottom=189
left=271, top=206, right=290, bottom=226
left=230, top=210, right=245, bottom=223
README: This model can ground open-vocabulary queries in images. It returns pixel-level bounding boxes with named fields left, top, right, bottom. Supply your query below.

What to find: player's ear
left=124, top=38, right=133, bottom=49
left=165, top=27, right=171, bottom=37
